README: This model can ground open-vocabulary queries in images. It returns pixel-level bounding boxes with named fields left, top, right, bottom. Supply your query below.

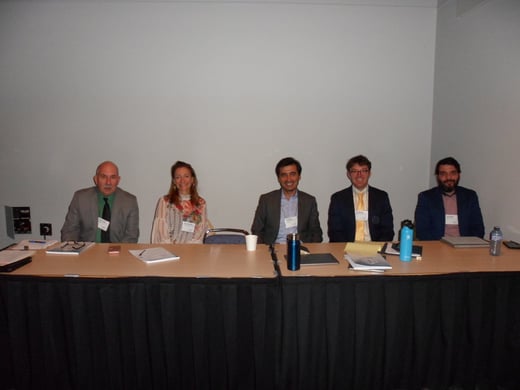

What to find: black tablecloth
left=279, top=273, right=520, bottom=390
left=2, top=273, right=520, bottom=389
left=1, top=276, right=280, bottom=390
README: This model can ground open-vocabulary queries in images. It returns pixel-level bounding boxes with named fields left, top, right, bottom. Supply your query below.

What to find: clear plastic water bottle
left=399, top=220, right=414, bottom=262
left=489, top=226, right=503, bottom=256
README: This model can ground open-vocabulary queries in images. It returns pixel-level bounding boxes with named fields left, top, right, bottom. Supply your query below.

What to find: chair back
left=203, top=228, right=249, bottom=244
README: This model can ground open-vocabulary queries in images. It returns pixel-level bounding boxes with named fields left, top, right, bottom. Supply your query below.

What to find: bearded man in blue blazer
left=328, top=155, right=394, bottom=242
left=61, top=161, right=139, bottom=243
left=251, top=157, right=322, bottom=245
left=414, top=157, right=484, bottom=240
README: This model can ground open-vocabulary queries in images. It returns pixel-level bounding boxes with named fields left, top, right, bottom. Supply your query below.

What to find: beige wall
left=432, top=0, right=520, bottom=240
left=1, top=0, right=437, bottom=244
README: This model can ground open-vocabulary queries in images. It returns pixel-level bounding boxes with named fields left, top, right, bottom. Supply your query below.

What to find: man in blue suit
left=414, top=157, right=484, bottom=240
left=328, top=155, right=394, bottom=242
left=251, top=157, right=322, bottom=244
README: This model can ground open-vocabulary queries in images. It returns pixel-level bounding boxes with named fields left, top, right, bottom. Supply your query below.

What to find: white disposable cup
left=245, top=235, right=258, bottom=251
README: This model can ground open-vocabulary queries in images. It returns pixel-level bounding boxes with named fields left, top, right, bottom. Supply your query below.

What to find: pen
left=139, top=249, right=146, bottom=256
left=29, top=240, right=47, bottom=244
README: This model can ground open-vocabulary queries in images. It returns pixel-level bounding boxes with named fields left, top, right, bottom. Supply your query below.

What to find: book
left=344, top=252, right=392, bottom=271
left=441, top=236, right=488, bottom=248
left=10, top=239, right=58, bottom=250
left=129, top=247, right=180, bottom=263
left=381, top=243, right=423, bottom=258
left=46, top=242, right=95, bottom=255
left=0, top=250, right=35, bottom=272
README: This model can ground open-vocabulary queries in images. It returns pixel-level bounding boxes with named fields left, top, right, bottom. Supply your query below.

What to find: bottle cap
left=401, top=219, right=414, bottom=229
left=287, top=233, right=299, bottom=241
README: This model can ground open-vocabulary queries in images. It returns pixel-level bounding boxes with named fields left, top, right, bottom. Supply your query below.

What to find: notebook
left=344, top=252, right=392, bottom=271
left=129, top=247, right=180, bottom=263
left=0, top=250, right=34, bottom=272
left=441, top=236, right=488, bottom=248
left=381, top=243, right=423, bottom=258
left=299, top=253, right=339, bottom=266
left=46, top=242, right=95, bottom=255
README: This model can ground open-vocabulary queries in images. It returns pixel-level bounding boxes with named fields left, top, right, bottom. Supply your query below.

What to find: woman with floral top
left=151, top=161, right=209, bottom=243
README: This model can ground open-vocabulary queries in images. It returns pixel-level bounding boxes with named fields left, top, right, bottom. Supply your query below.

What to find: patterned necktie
left=101, top=197, right=111, bottom=243
left=355, top=192, right=365, bottom=241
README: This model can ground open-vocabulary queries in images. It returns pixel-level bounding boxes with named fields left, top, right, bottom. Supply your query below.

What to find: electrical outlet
left=40, top=223, right=52, bottom=236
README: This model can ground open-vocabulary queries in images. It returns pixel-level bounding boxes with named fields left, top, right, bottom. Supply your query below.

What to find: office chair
left=203, top=228, right=249, bottom=244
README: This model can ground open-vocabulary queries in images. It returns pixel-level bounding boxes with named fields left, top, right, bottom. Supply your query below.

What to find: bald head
left=93, top=161, right=120, bottom=196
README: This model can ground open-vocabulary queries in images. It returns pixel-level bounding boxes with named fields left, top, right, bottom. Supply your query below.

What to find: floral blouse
left=151, top=195, right=208, bottom=244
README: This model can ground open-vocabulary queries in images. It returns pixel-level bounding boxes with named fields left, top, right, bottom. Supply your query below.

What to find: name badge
left=355, top=210, right=368, bottom=221
left=181, top=221, right=196, bottom=233
left=284, top=216, right=298, bottom=229
left=445, top=214, right=459, bottom=225
left=98, top=217, right=110, bottom=231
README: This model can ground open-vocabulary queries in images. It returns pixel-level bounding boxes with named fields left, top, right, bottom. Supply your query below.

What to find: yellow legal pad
left=344, top=241, right=384, bottom=255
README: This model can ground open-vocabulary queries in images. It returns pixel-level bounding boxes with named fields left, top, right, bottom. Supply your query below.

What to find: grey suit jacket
left=251, top=189, right=323, bottom=244
left=61, top=187, right=139, bottom=243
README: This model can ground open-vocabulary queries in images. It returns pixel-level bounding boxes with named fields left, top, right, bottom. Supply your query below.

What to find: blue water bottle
left=287, top=233, right=301, bottom=271
left=400, top=220, right=414, bottom=262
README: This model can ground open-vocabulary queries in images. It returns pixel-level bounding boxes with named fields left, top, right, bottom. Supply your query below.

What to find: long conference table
left=2, top=241, right=520, bottom=390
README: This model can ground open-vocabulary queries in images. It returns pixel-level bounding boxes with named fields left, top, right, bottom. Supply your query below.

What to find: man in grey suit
left=61, top=161, right=139, bottom=243
left=251, top=157, right=322, bottom=244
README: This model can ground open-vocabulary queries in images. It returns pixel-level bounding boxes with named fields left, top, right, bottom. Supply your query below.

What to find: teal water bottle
left=400, top=220, right=414, bottom=262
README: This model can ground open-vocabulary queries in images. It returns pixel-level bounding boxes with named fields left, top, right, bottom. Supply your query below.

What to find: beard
left=438, top=178, right=459, bottom=193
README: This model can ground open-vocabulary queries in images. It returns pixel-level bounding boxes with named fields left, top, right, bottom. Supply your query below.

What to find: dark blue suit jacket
left=414, top=186, right=485, bottom=240
left=327, top=186, right=394, bottom=242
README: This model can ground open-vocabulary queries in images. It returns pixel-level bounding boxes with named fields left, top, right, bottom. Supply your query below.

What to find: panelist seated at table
left=61, top=161, right=139, bottom=243
left=328, top=154, right=394, bottom=243
left=414, top=156, right=485, bottom=241
left=251, top=157, right=323, bottom=245
left=151, top=161, right=209, bottom=244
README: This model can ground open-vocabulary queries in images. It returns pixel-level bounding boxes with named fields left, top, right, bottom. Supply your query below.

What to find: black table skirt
left=279, top=273, right=520, bottom=390
left=2, top=273, right=520, bottom=390
left=0, top=276, right=281, bottom=390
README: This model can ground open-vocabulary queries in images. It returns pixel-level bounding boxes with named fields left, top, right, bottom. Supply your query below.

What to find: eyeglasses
left=349, top=169, right=370, bottom=175
left=61, top=241, right=86, bottom=250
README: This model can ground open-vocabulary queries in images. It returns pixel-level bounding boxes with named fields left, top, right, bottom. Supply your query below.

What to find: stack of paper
left=11, top=239, right=58, bottom=250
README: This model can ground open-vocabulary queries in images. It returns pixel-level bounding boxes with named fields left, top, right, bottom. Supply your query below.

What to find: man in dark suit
left=328, top=155, right=394, bottom=242
left=61, top=161, right=139, bottom=243
left=251, top=157, right=322, bottom=244
left=414, top=157, right=484, bottom=240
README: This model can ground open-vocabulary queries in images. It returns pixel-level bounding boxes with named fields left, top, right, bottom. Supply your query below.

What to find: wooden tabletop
left=276, top=241, right=520, bottom=277
left=6, top=243, right=277, bottom=279
left=5, top=241, right=520, bottom=279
